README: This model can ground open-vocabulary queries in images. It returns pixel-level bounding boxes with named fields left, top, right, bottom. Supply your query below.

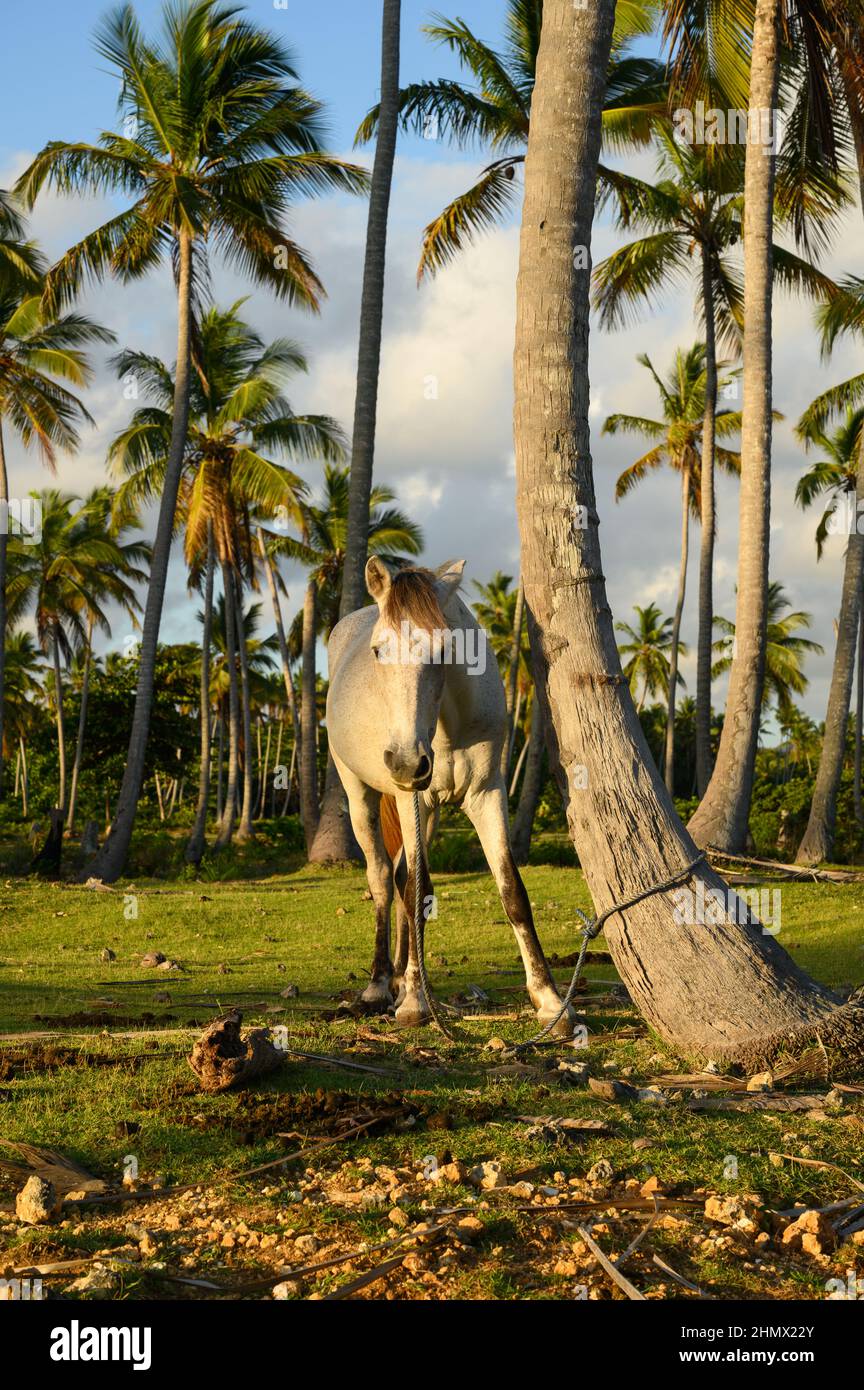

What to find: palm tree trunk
left=502, top=578, right=525, bottom=777
left=186, top=522, right=215, bottom=864
left=83, top=228, right=194, bottom=882
left=65, top=613, right=93, bottom=834
left=796, top=440, right=864, bottom=863
left=216, top=710, right=224, bottom=823
left=216, top=564, right=240, bottom=848
left=511, top=696, right=545, bottom=865
left=688, top=0, right=781, bottom=851
left=0, top=421, right=8, bottom=800
left=257, top=719, right=272, bottom=819
left=234, top=575, right=255, bottom=843
left=339, top=0, right=402, bottom=620
left=856, top=596, right=864, bottom=829
left=257, top=530, right=301, bottom=749
left=52, top=621, right=67, bottom=815
left=512, top=0, right=859, bottom=1070
left=310, top=2, right=402, bottom=866
left=695, top=259, right=718, bottom=796
left=664, top=464, right=690, bottom=795
left=300, top=579, right=320, bottom=850
left=19, top=736, right=28, bottom=817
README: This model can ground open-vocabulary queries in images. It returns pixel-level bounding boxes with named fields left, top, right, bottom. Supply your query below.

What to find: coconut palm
left=796, top=406, right=864, bottom=556
left=110, top=300, right=345, bottom=852
left=355, top=0, right=666, bottom=281
left=616, top=603, right=688, bottom=713
left=792, top=285, right=864, bottom=860
left=267, top=464, right=423, bottom=850
left=0, top=286, right=113, bottom=798
left=712, top=582, right=823, bottom=723
left=6, top=491, right=142, bottom=814
left=3, top=630, right=43, bottom=816
left=65, top=487, right=150, bottom=834
left=513, top=0, right=859, bottom=1070
left=604, top=343, right=742, bottom=790
left=0, top=191, right=43, bottom=297
left=16, top=0, right=367, bottom=881
left=677, top=0, right=853, bottom=854
left=593, top=129, right=835, bottom=794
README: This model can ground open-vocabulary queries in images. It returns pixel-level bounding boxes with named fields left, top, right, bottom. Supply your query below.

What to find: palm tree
left=268, top=464, right=422, bottom=851
left=206, top=593, right=278, bottom=832
left=0, top=191, right=43, bottom=297
left=679, top=0, right=850, bottom=853
left=616, top=602, right=687, bottom=713
left=0, top=284, right=112, bottom=798
left=356, top=0, right=666, bottom=280
left=6, top=491, right=140, bottom=814
left=712, top=582, right=823, bottom=723
left=593, top=130, right=834, bottom=794
left=472, top=570, right=529, bottom=771
left=604, top=343, right=742, bottom=790
left=110, top=300, right=345, bottom=854
left=792, top=286, right=864, bottom=860
left=3, top=629, right=43, bottom=816
left=512, top=0, right=856, bottom=1067
left=65, top=487, right=150, bottom=834
left=16, top=0, right=367, bottom=882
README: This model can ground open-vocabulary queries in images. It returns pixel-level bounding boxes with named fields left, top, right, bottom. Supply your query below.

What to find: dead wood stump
left=188, top=1010, right=285, bottom=1093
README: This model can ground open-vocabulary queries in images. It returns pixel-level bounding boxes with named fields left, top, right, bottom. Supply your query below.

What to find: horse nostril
left=415, top=754, right=431, bottom=780
left=383, top=748, right=396, bottom=771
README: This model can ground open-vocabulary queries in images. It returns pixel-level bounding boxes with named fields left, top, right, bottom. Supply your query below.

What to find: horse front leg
left=392, top=795, right=434, bottom=1027
left=336, top=765, right=395, bottom=1012
left=463, top=783, right=577, bottom=1037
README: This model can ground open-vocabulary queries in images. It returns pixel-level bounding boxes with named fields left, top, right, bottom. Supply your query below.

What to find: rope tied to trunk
left=411, top=788, right=707, bottom=1051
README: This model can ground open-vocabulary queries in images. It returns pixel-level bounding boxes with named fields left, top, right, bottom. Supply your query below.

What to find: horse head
left=365, top=556, right=465, bottom=791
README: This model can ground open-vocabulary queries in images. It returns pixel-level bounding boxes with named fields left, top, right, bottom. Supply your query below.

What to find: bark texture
left=688, top=0, right=781, bottom=851
left=299, top=579, right=320, bottom=851
left=664, top=464, right=690, bottom=794
left=695, top=262, right=718, bottom=796
left=82, top=230, right=194, bottom=881
left=66, top=615, right=93, bottom=833
left=186, top=524, right=215, bottom=864
left=512, top=0, right=863, bottom=1072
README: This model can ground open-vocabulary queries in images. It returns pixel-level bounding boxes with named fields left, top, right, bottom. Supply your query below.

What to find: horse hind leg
left=338, top=773, right=395, bottom=1013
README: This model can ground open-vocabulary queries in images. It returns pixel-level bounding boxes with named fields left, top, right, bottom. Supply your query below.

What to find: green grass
left=1, top=864, right=863, bottom=1301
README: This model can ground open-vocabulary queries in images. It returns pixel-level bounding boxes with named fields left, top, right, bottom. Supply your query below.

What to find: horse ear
left=365, top=556, right=393, bottom=604
left=435, top=559, right=465, bottom=602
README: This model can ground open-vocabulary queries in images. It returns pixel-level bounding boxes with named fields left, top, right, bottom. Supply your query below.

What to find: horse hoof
left=536, top=1004, right=579, bottom=1040
left=395, top=996, right=431, bottom=1028
left=355, top=981, right=394, bottom=1015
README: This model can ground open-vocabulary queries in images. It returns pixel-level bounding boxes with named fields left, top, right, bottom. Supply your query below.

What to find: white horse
left=326, top=557, right=573, bottom=1033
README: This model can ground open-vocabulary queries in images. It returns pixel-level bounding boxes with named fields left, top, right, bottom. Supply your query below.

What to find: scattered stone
left=632, top=1138, right=653, bottom=1152
left=468, top=1160, right=507, bottom=1190
left=294, top=1233, right=319, bottom=1256
left=484, top=1036, right=509, bottom=1052
left=586, top=1159, right=615, bottom=1186
left=335, top=907, right=347, bottom=917
left=272, top=1280, right=302, bottom=1299
left=140, top=952, right=165, bottom=968
left=589, top=1077, right=638, bottom=1101
left=557, top=1060, right=590, bottom=1085
left=100, top=948, right=116, bottom=963
left=640, top=1175, right=663, bottom=1197
left=637, top=1086, right=668, bottom=1106
left=704, top=1194, right=762, bottom=1236
left=15, top=1176, right=60, bottom=1225
left=389, top=1208, right=409, bottom=1228
left=430, top=1160, right=468, bottom=1185
left=746, top=1071, right=774, bottom=1092
left=457, top=1216, right=484, bottom=1241
left=280, top=985, right=300, bottom=999
left=67, top=1263, right=121, bottom=1298
left=781, top=1209, right=835, bottom=1257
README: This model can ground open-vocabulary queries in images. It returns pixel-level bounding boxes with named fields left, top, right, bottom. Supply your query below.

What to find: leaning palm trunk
left=313, top=0, right=402, bottom=865
left=796, top=442, right=864, bottom=863
left=513, top=0, right=863, bottom=1069
left=83, top=229, right=194, bottom=881
left=695, top=262, right=718, bottom=796
left=511, top=695, right=545, bottom=865
left=215, top=563, right=240, bottom=849
left=66, top=613, right=94, bottom=833
left=299, top=579, right=320, bottom=850
left=52, top=622, right=67, bottom=815
left=664, top=464, right=690, bottom=795
left=186, top=523, right=215, bottom=864
left=18, top=737, right=28, bottom=817
left=688, top=0, right=781, bottom=851
left=234, top=576, right=256, bottom=843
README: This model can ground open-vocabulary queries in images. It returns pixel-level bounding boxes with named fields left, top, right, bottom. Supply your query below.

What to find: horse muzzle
left=384, top=746, right=434, bottom=791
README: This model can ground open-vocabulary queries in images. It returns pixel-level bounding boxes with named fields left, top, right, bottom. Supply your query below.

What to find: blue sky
left=2, top=1, right=863, bottom=735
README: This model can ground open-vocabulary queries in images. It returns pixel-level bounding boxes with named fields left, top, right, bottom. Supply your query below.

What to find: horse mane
left=382, top=566, right=448, bottom=633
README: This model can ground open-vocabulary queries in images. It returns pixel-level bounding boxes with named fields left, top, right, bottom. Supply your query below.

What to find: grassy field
left=1, top=862, right=863, bottom=1301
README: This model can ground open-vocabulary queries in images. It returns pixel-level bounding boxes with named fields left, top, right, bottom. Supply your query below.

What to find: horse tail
left=380, top=794, right=403, bottom=861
